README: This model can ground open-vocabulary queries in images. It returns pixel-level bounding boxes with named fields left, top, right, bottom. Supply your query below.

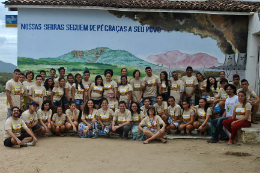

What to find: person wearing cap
left=104, top=69, right=118, bottom=99
left=211, top=78, right=229, bottom=116
left=3, top=106, right=37, bottom=147
left=20, top=101, right=44, bottom=135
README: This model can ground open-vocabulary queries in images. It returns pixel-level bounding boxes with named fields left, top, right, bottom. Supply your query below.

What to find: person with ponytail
left=222, top=91, right=252, bottom=144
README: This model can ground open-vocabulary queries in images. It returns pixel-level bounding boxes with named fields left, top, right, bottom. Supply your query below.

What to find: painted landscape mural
left=17, top=9, right=248, bottom=80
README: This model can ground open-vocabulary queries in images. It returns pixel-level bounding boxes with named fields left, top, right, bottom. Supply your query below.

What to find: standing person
left=192, top=98, right=212, bottom=134
left=107, top=89, right=118, bottom=112
left=140, top=98, right=151, bottom=116
left=237, top=79, right=260, bottom=124
left=196, top=72, right=209, bottom=99
left=19, top=73, right=27, bottom=110
left=116, top=68, right=131, bottom=85
left=160, top=71, right=170, bottom=101
left=130, top=70, right=143, bottom=107
left=142, top=67, right=161, bottom=105
left=72, top=73, right=85, bottom=111
left=153, top=95, right=168, bottom=123
left=216, top=71, right=227, bottom=83
left=20, top=102, right=43, bottom=135
left=103, top=69, right=117, bottom=99
left=118, top=75, right=133, bottom=108
left=6, top=69, right=23, bottom=118
left=51, top=78, right=65, bottom=113
left=80, top=99, right=98, bottom=138
left=138, top=106, right=167, bottom=144
left=182, top=66, right=198, bottom=106
left=110, top=101, right=132, bottom=139
left=4, top=106, right=37, bottom=147
left=169, top=71, right=184, bottom=105
left=223, top=91, right=252, bottom=144
left=28, top=75, right=46, bottom=109
left=178, top=100, right=195, bottom=135
left=64, top=73, right=74, bottom=111
left=54, top=67, right=66, bottom=84
left=166, top=96, right=182, bottom=134
left=44, top=78, right=54, bottom=102
left=208, top=84, right=238, bottom=143
left=229, top=74, right=241, bottom=90
left=206, top=76, right=219, bottom=98
left=23, top=71, right=35, bottom=109
left=37, top=100, right=52, bottom=137
left=65, top=101, right=79, bottom=135
left=82, top=70, right=92, bottom=102
left=40, top=70, right=46, bottom=86
left=88, top=75, right=104, bottom=109
left=130, top=102, right=146, bottom=140
left=51, top=106, right=66, bottom=137
left=49, top=68, right=56, bottom=81
left=97, top=98, right=114, bottom=137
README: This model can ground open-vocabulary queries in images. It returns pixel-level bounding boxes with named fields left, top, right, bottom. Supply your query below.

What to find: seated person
left=138, top=106, right=167, bottom=144
left=37, top=100, right=52, bottom=137
left=166, top=96, right=182, bottom=134
left=51, top=106, right=66, bottom=137
left=153, top=95, right=168, bottom=123
left=178, top=100, right=195, bottom=135
left=130, top=102, right=146, bottom=140
left=229, top=74, right=241, bottom=90
left=65, top=101, right=79, bottom=135
left=4, top=106, right=37, bottom=147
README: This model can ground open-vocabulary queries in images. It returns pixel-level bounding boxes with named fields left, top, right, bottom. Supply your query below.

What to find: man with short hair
left=140, top=98, right=151, bottom=116
left=229, top=74, right=241, bottom=90
left=50, top=68, right=56, bottom=81
left=28, top=75, right=46, bottom=108
left=82, top=70, right=92, bottom=102
left=208, top=84, right=238, bottom=143
left=153, top=95, right=168, bottom=123
left=167, top=96, right=182, bottom=133
left=40, top=70, right=46, bottom=86
left=182, top=66, right=198, bottom=106
left=6, top=69, right=23, bottom=119
left=142, top=67, right=161, bottom=105
left=238, top=79, right=260, bottom=124
left=111, top=101, right=132, bottom=139
left=54, top=67, right=66, bottom=84
left=216, top=71, right=227, bottom=82
left=4, top=106, right=37, bottom=147
left=170, top=71, right=184, bottom=105
left=20, top=102, right=43, bottom=134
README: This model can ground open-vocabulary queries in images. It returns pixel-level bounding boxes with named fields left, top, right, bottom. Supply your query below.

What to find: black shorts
left=93, top=99, right=102, bottom=107
left=4, top=136, right=26, bottom=147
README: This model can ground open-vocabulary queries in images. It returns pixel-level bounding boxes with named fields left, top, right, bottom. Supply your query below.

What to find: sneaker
left=219, top=136, right=229, bottom=141
left=26, top=141, right=36, bottom=146
left=207, top=138, right=219, bottom=143
left=228, top=140, right=234, bottom=145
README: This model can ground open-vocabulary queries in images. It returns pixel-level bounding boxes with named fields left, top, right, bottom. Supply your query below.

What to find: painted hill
left=146, top=50, right=222, bottom=69
left=0, top=60, right=17, bottom=73
left=40, top=47, right=157, bottom=67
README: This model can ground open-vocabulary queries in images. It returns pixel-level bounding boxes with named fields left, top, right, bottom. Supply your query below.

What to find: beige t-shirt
left=198, top=79, right=210, bottom=97
left=103, top=80, right=117, bottom=98
left=37, top=109, right=52, bottom=123
left=113, top=109, right=132, bottom=124
left=118, top=84, right=133, bottom=103
left=96, top=108, right=114, bottom=126
left=237, top=88, right=257, bottom=101
left=161, top=81, right=169, bottom=93
left=54, top=77, right=67, bottom=84
left=52, top=86, right=64, bottom=101
left=90, top=83, right=103, bottom=100
left=108, top=99, right=118, bottom=112
left=65, top=108, right=80, bottom=121
left=182, top=75, right=198, bottom=100
left=4, top=117, right=27, bottom=140
left=130, top=78, right=143, bottom=102
left=23, top=81, right=35, bottom=104
left=52, top=113, right=66, bottom=125
left=234, top=102, right=252, bottom=122
left=66, top=82, right=73, bottom=99
left=169, top=79, right=184, bottom=103
left=5, top=79, right=22, bottom=108
left=46, top=88, right=52, bottom=101
left=217, top=88, right=227, bottom=99
left=211, top=85, right=220, bottom=97
left=72, top=83, right=84, bottom=100
left=29, top=85, right=46, bottom=108
left=229, top=82, right=241, bottom=90
left=20, top=110, right=38, bottom=124
left=140, top=106, right=149, bottom=116
left=139, top=115, right=164, bottom=133
left=142, top=75, right=160, bottom=98
left=153, top=101, right=168, bottom=115
left=116, top=76, right=131, bottom=85
left=168, top=104, right=181, bottom=119
left=82, top=80, right=92, bottom=100
left=132, top=111, right=145, bottom=125
left=182, top=108, right=195, bottom=123
left=194, top=105, right=212, bottom=123
left=81, top=109, right=98, bottom=123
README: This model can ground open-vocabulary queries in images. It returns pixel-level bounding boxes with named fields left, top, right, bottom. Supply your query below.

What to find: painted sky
left=18, top=9, right=225, bottom=63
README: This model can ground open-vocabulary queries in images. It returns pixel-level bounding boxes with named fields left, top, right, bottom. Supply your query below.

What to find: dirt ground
left=0, top=93, right=260, bottom=173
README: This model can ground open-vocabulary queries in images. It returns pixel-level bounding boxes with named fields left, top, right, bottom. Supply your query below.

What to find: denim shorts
left=53, top=100, right=61, bottom=107
left=75, top=99, right=84, bottom=106
left=62, top=96, right=69, bottom=105
left=93, top=99, right=102, bottom=107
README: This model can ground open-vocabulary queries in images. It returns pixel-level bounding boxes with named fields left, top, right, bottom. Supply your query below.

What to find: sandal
left=143, top=141, right=149, bottom=144
left=252, top=120, right=258, bottom=124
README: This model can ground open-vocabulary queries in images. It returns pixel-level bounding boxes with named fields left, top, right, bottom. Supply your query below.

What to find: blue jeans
left=7, top=108, right=11, bottom=119
left=109, top=125, right=131, bottom=138
left=211, top=117, right=228, bottom=139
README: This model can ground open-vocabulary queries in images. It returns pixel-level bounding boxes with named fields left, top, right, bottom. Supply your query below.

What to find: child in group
left=140, top=98, right=151, bottom=116
left=178, top=100, right=195, bottom=135
left=51, top=107, right=66, bottom=137
left=37, top=100, right=52, bottom=137
left=65, top=101, right=80, bottom=135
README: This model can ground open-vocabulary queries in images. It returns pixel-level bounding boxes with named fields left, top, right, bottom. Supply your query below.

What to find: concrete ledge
left=165, top=135, right=211, bottom=140
left=240, top=126, right=260, bottom=144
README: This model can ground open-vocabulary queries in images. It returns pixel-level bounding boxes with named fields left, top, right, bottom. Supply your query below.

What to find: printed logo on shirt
left=147, top=79, right=156, bottom=87
left=119, top=89, right=128, bottom=96
left=182, top=115, right=191, bottom=123
left=55, top=120, right=62, bottom=125
left=84, top=85, right=89, bottom=92
left=246, top=95, right=251, bottom=100
left=100, top=114, right=110, bottom=122
left=236, top=108, right=246, bottom=116
left=58, top=91, right=64, bottom=98
left=118, top=117, right=126, bottom=123
left=197, top=111, right=206, bottom=119
left=200, top=85, right=206, bottom=91
left=46, top=91, right=51, bottom=97
left=147, top=120, right=157, bottom=129
left=185, top=80, right=194, bottom=87
left=34, top=90, right=43, bottom=98
left=171, top=84, right=178, bottom=91
left=12, top=124, right=21, bottom=133
left=77, top=87, right=84, bottom=95
left=169, top=111, right=174, bottom=117
left=221, top=94, right=227, bottom=99
left=93, top=86, right=103, bottom=94
left=13, top=86, right=21, bottom=95
left=104, top=84, right=112, bottom=90
left=86, top=114, right=95, bottom=121
left=41, top=115, right=48, bottom=123
left=26, top=86, right=31, bottom=93
left=134, top=83, right=141, bottom=91
left=161, top=84, right=167, bottom=91
left=132, top=116, right=140, bottom=122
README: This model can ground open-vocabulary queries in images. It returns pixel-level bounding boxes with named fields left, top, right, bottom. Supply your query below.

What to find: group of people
left=3, top=66, right=259, bottom=147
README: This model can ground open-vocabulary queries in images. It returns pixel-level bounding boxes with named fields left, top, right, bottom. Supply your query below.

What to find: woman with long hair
left=118, top=75, right=133, bottom=109
left=37, top=100, right=52, bottom=137
left=72, top=73, right=85, bottom=111
left=130, top=102, right=146, bottom=140
left=130, top=70, right=143, bottom=107
left=178, top=100, right=195, bottom=135
left=64, top=73, right=74, bottom=111
left=44, top=77, right=54, bottom=102
left=160, top=71, right=170, bottom=101
left=196, top=72, right=209, bottom=99
left=51, top=78, right=65, bottom=113
left=88, top=75, right=104, bottom=109
left=103, top=69, right=117, bottom=99
left=222, top=91, right=252, bottom=144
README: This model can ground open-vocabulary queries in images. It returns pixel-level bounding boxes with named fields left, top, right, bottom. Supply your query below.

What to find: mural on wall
left=17, top=9, right=248, bottom=80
